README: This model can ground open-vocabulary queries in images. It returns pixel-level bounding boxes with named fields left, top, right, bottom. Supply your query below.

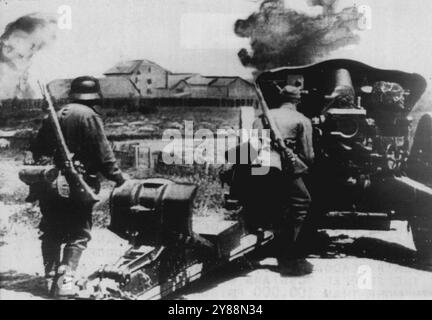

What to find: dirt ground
left=1, top=151, right=432, bottom=300
left=1, top=221, right=432, bottom=300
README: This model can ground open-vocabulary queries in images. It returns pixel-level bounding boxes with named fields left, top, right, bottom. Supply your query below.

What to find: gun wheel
left=408, top=113, right=432, bottom=185
left=410, top=215, right=432, bottom=263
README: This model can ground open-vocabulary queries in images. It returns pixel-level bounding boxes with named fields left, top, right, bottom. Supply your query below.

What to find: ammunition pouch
left=54, top=173, right=70, bottom=199
left=19, top=165, right=99, bottom=201
left=19, top=165, right=59, bottom=186
left=85, top=174, right=101, bottom=194
left=19, top=165, right=60, bottom=202
left=54, top=173, right=100, bottom=200
left=291, top=154, right=308, bottom=176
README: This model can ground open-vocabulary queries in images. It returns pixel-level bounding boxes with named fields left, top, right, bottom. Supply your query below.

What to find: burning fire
left=235, top=0, right=363, bottom=72
left=0, top=13, right=57, bottom=100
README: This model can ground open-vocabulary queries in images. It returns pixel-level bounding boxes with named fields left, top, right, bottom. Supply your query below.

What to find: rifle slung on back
left=38, top=82, right=99, bottom=206
left=254, top=83, right=308, bottom=174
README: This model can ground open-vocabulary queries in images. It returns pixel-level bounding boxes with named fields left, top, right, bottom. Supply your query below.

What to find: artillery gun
left=74, top=59, right=432, bottom=300
left=224, top=59, right=432, bottom=260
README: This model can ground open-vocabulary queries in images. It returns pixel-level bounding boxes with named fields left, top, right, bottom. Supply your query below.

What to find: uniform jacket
left=31, top=103, right=123, bottom=185
left=252, top=103, right=314, bottom=173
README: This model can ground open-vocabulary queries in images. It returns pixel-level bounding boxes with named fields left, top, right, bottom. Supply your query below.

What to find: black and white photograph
left=1, top=0, right=432, bottom=302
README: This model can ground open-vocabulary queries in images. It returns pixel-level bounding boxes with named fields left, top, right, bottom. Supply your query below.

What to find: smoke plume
left=235, top=0, right=362, bottom=71
left=307, top=0, right=338, bottom=15
left=0, top=13, right=57, bottom=99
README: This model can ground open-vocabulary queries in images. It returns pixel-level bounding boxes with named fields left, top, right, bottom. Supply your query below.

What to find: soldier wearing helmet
left=371, top=81, right=406, bottom=110
left=369, top=81, right=408, bottom=135
left=252, top=85, right=314, bottom=276
left=30, top=76, right=126, bottom=298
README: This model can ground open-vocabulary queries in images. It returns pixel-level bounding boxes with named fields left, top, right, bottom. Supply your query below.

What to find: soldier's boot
left=41, top=240, right=61, bottom=296
left=53, top=246, right=83, bottom=299
left=278, top=180, right=313, bottom=277
left=277, top=257, right=313, bottom=276
left=277, top=224, right=313, bottom=277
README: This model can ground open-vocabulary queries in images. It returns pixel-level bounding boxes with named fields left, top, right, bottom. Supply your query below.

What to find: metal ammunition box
left=194, top=218, right=244, bottom=258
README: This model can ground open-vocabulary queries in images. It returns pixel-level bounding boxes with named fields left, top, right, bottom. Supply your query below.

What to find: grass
left=104, top=107, right=240, bottom=139
left=0, top=152, right=232, bottom=232
left=91, top=161, right=230, bottom=228
left=0, top=156, right=232, bottom=239
left=0, top=105, right=241, bottom=233
left=1, top=106, right=240, bottom=138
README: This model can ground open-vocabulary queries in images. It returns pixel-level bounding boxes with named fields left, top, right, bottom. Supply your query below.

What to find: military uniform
left=252, top=85, right=314, bottom=275
left=30, top=76, right=125, bottom=296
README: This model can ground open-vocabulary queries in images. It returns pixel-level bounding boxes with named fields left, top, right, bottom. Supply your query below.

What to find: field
left=0, top=105, right=240, bottom=138
left=3, top=104, right=432, bottom=300
left=104, top=106, right=241, bottom=139
left=0, top=106, right=242, bottom=238
left=0, top=105, right=242, bottom=299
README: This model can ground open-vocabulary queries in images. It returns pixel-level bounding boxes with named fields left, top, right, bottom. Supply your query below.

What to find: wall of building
left=173, top=80, right=188, bottom=92
left=171, top=79, right=256, bottom=99
left=131, top=62, right=168, bottom=96
left=100, top=76, right=139, bottom=99
left=188, top=85, right=209, bottom=98
left=207, top=85, right=227, bottom=98
left=227, top=79, right=257, bottom=99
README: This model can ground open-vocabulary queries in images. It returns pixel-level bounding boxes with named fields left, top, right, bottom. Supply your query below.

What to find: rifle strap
left=260, top=114, right=293, bottom=153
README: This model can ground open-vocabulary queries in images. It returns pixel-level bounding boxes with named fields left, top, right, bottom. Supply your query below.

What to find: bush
left=151, top=162, right=228, bottom=216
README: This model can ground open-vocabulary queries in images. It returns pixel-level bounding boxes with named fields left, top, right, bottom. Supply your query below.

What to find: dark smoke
left=308, top=0, right=338, bottom=15
left=235, top=0, right=362, bottom=72
left=0, top=13, right=57, bottom=99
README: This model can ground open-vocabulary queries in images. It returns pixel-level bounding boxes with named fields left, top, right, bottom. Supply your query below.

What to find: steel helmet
left=69, top=76, right=102, bottom=100
left=371, top=81, right=406, bottom=110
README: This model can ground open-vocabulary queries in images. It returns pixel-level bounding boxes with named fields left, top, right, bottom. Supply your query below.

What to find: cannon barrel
left=325, top=68, right=355, bottom=100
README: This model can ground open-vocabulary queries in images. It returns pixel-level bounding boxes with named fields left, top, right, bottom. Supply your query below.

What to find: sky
left=1, top=0, right=432, bottom=89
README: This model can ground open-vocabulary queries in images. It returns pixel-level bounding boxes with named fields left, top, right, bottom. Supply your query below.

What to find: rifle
left=38, top=81, right=99, bottom=206
left=254, top=82, right=308, bottom=174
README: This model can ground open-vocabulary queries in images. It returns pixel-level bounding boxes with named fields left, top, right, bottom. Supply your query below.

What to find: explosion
left=0, top=13, right=57, bottom=100
left=235, top=0, right=362, bottom=72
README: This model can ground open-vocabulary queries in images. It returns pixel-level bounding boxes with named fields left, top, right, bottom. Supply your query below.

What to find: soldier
left=30, top=76, right=126, bottom=297
left=252, top=85, right=314, bottom=276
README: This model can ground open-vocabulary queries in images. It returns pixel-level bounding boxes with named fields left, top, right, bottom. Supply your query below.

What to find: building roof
left=104, top=59, right=168, bottom=75
left=185, top=75, right=216, bottom=86
left=210, top=77, right=238, bottom=86
left=167, top=73, right=196, bottom=88
left=208, top=76, right=254, bottom=87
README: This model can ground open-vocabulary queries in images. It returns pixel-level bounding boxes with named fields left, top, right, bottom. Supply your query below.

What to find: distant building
left=172, top=75, right=256, bottom=99
left=167, top=73, right=197, bottom=89
left=172, top=75, right=216, bottom=98
left=99, top=77, right=139, bottom=99
left=209, top=76, right=256, bottom=99
left=104, top=59, right=168, bottom=97
left=48, top=59, right=257, bottom=100
left=48, top=77, right=139, bottom=99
